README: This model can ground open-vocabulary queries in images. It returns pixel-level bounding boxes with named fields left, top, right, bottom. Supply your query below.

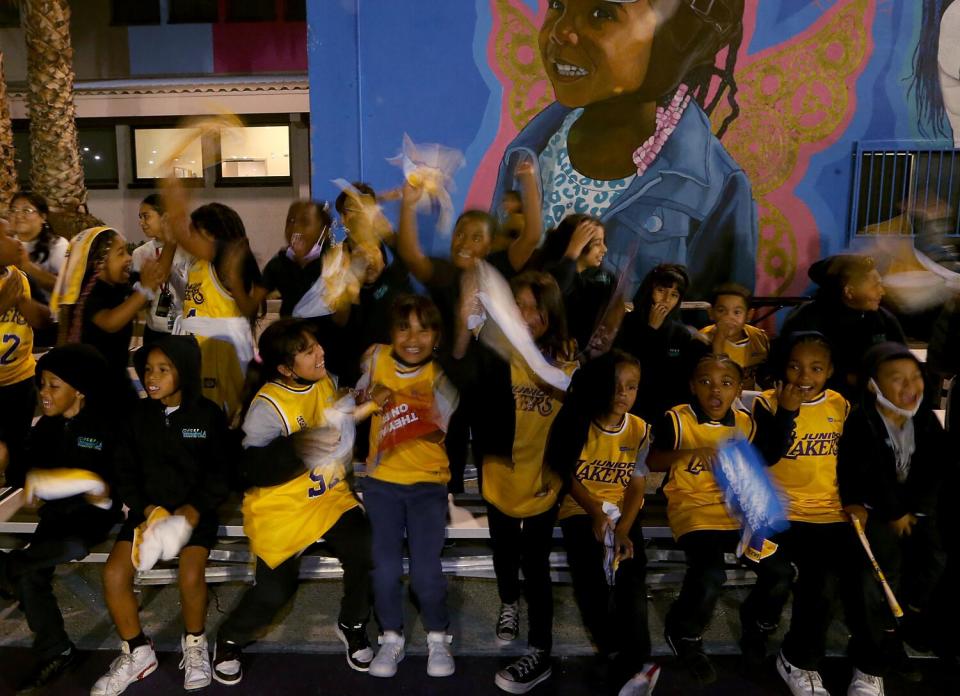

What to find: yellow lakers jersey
left=183, top=258, right=243, bottom=320
left=482, top=354, right=577, bottom=518
left=662, top=404, right=756, bottom=538
left=701, top=323, right=769, bottom=388
left=242, top=377, right=359, bottom=568
left=558, top=414, right=650, bottom=520
left=0, top=267, right=35, bottom=387
left=755, top=389, right=849, bottom=523
left=366, top=345, right=451, bottom=486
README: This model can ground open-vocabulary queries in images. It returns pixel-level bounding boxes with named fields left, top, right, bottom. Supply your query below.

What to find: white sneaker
left=369, top=631, right=405, bottom=678
left=179, top=633, right=212, bottom=691
left=847, top=668, right=885, bottom=696
left=777, top=652, right=830, bottom=696
left=90, top=642, right=158, bottom=696
left=617, top=662, right=661, bottom=696
left=426, top=631, right=455, bottom=677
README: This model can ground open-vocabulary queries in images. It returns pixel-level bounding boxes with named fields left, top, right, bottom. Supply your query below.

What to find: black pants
left=487, top=502, right=557, bottom=652
left=744, top=521, right=861, bottom=670
left=0, top=377, right=37, bottom=488
left=0, top=517, right=110, bottom=660
left=218, top=507, right=372, bottom=646
left=561, top=515, right=650, bottom=679
left=446, top=405, right=480, bottom=495
left=665, top=530, right=742, bottom=640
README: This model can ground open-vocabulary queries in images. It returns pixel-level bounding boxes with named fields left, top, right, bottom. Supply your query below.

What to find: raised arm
left=396, top=181, right=435, bottom=284
left=507, top=158, right=542, bottom=272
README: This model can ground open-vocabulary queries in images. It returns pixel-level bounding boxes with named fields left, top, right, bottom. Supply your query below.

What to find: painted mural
left=306, top=0, right=960, bottom=299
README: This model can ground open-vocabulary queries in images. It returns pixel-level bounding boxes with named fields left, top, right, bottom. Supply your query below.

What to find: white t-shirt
left=131, top=239, right=192, bottom=333
left=23, top=234, right=68, bottom=304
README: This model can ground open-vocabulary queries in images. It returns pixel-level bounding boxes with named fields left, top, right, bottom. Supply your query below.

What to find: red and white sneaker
left=618, top=662, right=661, bottom=696
left=90, top=641, right=158, bottom=696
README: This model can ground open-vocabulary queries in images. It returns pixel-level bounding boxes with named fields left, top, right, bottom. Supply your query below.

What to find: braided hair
left=910, top=0, right=956, bottom=139
left=66, top=229, right=119, bottom=344
left=11, top=191, right=56, bottom=264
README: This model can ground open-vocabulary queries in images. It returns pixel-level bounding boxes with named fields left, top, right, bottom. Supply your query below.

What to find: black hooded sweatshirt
left=114, top=335, right=233, bottom=522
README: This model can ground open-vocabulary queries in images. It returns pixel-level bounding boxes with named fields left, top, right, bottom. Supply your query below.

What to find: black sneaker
left=494, top=649, right=552, bottom=694
left=666, top=632, right=717, bottom=685
left=335, top=621, right=374, bottom=672
left=212, top=638, right=243, bottom=686
left=496, top=602, right=520, bottom=642
left=738, top=617, right=773, bottom=669
left=16, top=646, right=80, bottom=693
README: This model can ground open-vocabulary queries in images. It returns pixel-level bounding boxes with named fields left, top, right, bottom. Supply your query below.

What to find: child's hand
left=844, top=504, right=868, bottom=528
left=369, top=384, right=393, bottom=409
left=0, top=271, right=24, bottom=315
left=144, top=504, right=158, bottom=519
left=174, top=504, right=200, bottom=528
left=692, top=447, right=719, bottom=471
left=565, top=219, right=602, bottom=260
left=776, top=381, right=805, bottom=412
left=648, top=303, right=670, bottom=330
left=402, top=180, right=424, bottom=206
left=514, top=156, right=536, bottom=180
left=613, top=522, right=634, bottom=562
left=591, top=508, right=612, bottom=542
left=890, top=513, right=917, bottom=537
left=139, top=257, right=168, bottom=292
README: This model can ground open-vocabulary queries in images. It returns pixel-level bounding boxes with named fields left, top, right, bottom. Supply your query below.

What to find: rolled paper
left=131, top=506, right=170, bottom=571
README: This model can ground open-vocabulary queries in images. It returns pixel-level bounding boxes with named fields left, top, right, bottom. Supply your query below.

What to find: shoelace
left=180, top=645, right=208, bottom=670
left=498, top=605, right=519, bottom=631
left=104, top=653, right=138, bottom=689
left=510, top=653, right=540, bottom=678
left=804, top=671, right=824, bottom=688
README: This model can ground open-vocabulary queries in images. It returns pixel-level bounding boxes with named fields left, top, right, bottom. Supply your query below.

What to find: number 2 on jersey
left=0, top=334, right=20, bottom=365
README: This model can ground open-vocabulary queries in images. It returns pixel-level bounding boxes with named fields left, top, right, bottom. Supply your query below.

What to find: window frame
left=213, top=122, right=294, bottom=188
left=129, top=124, right=208, bottom=189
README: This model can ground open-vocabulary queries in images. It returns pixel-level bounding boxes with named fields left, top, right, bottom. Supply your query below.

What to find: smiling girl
left=492, top=0, right=755, bottom=300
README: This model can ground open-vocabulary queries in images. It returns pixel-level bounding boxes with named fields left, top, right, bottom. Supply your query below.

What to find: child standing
left=94, top=335, right=232, bottom=695
left=700, top=283, right=769, bottom=390
left=650, top=354, right=756, bottom=685
left=261, top=200, right=331, bottom=317
left=0, top=345, right=121, bottom=693
left=748, top=333, right=859, bottom=694
left=547, top=351, right=659, bottom=696
left=132, top=194, right=191, bottom=345
left=358, top=295, right=460, bottom=679
left=212, top=319, right=373, bottom=686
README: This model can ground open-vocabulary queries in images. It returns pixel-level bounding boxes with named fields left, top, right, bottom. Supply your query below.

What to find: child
left=94, top=335, right=231, bottom=695
left=541, top=214, right=614, bottom=353
left=650, top=354, right=756, bottom=685
left=171, top=203, right=266, bottom=420
left=779, top=254, right=905, bottom=399
left=615, top=264, right=708, bottom=423
left=547, top=350, right=659, bottom=696
left=838, top=342, right=948, bottom=695
left=700, top=283, right=769, bottom=390
left=261, top=200, right=332, bottom=317
left=9, top=191, right=68, bottom=306
left=0, top=345, right=121, bottom=693
left=132, top=194, right=191, bottom=345
left=748, top=333, right=860, bottom=694
left=455, top=271, right=577, bottom=694
left=212, top=319, right=373, bottom=686
left=358, top=295, right=460, bottom=679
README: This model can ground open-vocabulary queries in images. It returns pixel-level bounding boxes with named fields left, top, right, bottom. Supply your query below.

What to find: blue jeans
left=363, top=478, right=448, bottom=633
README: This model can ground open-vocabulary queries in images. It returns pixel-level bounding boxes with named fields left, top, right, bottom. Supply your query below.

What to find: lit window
left=133, top=128, right=204, bottom=180
left=218, top=125, right=291, bottom=181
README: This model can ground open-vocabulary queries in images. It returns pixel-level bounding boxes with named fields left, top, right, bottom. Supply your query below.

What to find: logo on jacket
left=76, top=436, right=103, bottom=451
left=181, top=428, right=207, bottom=439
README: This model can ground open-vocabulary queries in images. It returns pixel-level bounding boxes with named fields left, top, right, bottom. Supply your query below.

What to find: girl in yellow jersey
left=747, top=332, right=860, bottom=695
left=455, top=271, right=577, bottom=694
left=649, top=354, right=757, bottom=685
left=211, top=319, right=373, bottom=686
left=358, top=295, right=460, bottom=680
left=172, top=203, right=266, bottom=421
left=0, top=224, right=50, bottom=485
left=547, top=351, right=660, bottom=695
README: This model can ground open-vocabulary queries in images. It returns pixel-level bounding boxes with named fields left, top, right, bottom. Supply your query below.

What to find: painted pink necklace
left=631, top=84, right=692, bottom=178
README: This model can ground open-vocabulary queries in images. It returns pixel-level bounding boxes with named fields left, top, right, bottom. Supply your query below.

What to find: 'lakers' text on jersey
left=559, top=414, right=650, bottom=520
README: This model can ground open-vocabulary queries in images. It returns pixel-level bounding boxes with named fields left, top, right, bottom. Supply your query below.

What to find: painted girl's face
left=690, top=360, right=741, bottom=421
left=785, top=342, right=832, bottom=401
left=9, top=197, right=45, bottom=242
left=539, top=0, right=658, bottom=108
left=102, top=235, right=132, bottom=285
left=138, top=204, right=164, bottom=240
left=515, top=286, right=549, bottom=340
left=391, top=312, right=438, bottom=365
left=450, top=218, right=492, bottom=270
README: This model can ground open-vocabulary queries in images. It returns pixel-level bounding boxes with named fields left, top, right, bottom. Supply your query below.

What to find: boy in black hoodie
left=0, top=344, right=121, bottom=693
left=94, top=335, right=232, bottom=695
left=838, top=342, right=948, bottom=695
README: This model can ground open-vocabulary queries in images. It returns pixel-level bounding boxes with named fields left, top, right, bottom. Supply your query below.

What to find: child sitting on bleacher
left=0, top=345, right=122, bottom=693
left=838, top=342, right=948, bottom=695
left=699, top=283, right=769, bottom=390
left=94, top=335, right=232, bottom=695
left=650, top=354, right=756, bottom=686
left=748, top=332, right=860, bottom=695
left=211, top=319, right=374, bottom=686
left=546, top=350, right=660, bottom=696
left=358, top=295, right=459, bottom=680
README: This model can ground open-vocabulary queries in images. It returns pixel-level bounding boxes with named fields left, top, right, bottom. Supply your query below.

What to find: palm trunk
left=0, top=51, right=17, bottom=208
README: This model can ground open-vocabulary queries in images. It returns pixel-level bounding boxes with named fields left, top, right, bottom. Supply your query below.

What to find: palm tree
left=22, top=0, right=99, bottom=235
left=0, top=51, right=16, bottom=208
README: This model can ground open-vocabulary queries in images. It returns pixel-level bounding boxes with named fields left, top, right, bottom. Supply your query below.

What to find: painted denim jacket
left=492, top=101, right=758, bottom=300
